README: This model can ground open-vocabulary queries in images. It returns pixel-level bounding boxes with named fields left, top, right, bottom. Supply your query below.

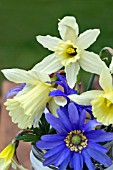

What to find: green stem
left=86, top=74, right=95, bottom=91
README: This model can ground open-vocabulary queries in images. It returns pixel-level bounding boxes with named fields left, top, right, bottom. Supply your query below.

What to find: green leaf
left=16, top=133, right=40, bottom=145
left=16, top=114, right=56, bottom=145
left=39, top=113, right=50, bottom=133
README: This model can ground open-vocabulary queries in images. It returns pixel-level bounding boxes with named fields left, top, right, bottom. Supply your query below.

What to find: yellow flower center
left=54, top=40, right=80, bottom=66
left=66, top=47, right=77, bottom=56
left=64, top=130, right=88, bottom=152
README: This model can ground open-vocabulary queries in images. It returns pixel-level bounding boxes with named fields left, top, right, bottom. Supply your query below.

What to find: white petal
left=69, top=90, right=103, bottom=105
left=99, top=67, right=112, bottom=91
left=49, top=98, right=59, bottom=117
left=33, top=54, right=62, bottom=74
left=79, top=51, right=106, bottom=75
left=58, top=16, right=79, bottom=43
left=30, top=70, right=51, bottom=84
left=36, top=35, right=60, bottom=51
left=65, top=62, right=80, bottom=88
left=76, top=29, right=100, bottom=49
left=33, top=110, right=44, bottom=128
left=2, top=68, right=51, bottom=85
left=1, top=69, right=35, bottom=84
left=54, top=96, right=67, bottom=107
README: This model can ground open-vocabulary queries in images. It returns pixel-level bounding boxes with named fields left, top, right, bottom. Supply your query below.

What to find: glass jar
left=30, top=146, right=112, bottom=170
left=30, top=146, right=58, bottom=170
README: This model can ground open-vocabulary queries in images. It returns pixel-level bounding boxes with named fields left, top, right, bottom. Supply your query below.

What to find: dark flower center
left=66, top=47, right=77, bottom=56
left=64, top=130, right=88, bottom=152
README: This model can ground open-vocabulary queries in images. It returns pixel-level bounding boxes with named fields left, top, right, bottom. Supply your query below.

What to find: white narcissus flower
left=69, top=68, right=113, bottom=126
left=2, top=68, right=53, bottom=129
left=34, top=16, right=106, bottom=88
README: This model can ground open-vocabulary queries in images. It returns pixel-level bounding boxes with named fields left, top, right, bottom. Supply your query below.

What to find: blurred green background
left=0, top=0, right=113, bottom=87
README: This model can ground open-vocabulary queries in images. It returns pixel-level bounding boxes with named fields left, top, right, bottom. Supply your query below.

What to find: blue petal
left=72, top=153, right=81, bottom=170
left=88, top=141, right=108, bottom=153
left=89, top=132, right=113, bottom=142
left=60, top=104, right=69, bottom=117
left=41, top=134, right=65, bottom=142
left=56, top=78, right=77, bottom=95
left=80, top=154, right=84, bottom=169
left=87, top=147, right=112, bottom=167
left=54, top=147, right=70, bottom=167
left=55, top=81, right=68, bottom=94
left=57, top=108, right=72, bottom=132
left=36, top=140, right=64, bottom=150
left=49, top=90, right=66, bottom=98
left=78, top=109, right=86, bottom=129
left=46, top=113, right=68, bottom=135
left=43, top=152, right=61, bottom=166
left=83, top=119, right=102, bottom=132
left=82, top=149, right=95, bottom=170
left=68, top=88, right=77, bottom=95
left=68, top=102, right=79, bottom=125
left=75, top=104, right=93, bottom=118
left=69, top=152, right=74, bottom=168
left=84, top=105, right=92, bottom=110
left=59, top=153, right=71, bottom=170
left=43, top=143, right=65, bottom=158
left=5, top=83, right=25, bottom=100
left=56, top=73, right=66, bottom=81
left=75, top=104, right=83, bottom=114
left=85, top=129, right=104, bottom=139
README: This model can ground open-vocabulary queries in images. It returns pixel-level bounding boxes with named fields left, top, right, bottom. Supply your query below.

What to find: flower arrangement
left=1, top=16, right=113, bottom=170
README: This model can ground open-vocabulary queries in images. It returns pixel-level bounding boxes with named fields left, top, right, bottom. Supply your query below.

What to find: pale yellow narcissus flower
left=69, top=68, right=113, bottom=125
left=2, top=68, right=53, bottom=129
left=0, top=141, right=15, bottom=170
left=34, top=16, right=106, bottom=88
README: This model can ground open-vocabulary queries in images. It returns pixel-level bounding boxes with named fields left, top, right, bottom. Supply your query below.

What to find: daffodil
left=2, top=68, right=53, bottom=129
left=34, top=16, right=106, bottom=88
left=69, top=68, right=113, bottom=125
left=0, top=141, right=15, bottom=170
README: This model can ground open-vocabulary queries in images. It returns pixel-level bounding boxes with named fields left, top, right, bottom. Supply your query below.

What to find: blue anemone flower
left=5, top=83, right=26, bottom=100
left=36, top=102, right=113, bottom=170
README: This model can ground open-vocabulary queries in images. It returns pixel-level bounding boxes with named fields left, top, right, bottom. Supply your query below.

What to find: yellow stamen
left=66, top=47, right=77, bottom=56
left=64, top=130, right=88, bottom=152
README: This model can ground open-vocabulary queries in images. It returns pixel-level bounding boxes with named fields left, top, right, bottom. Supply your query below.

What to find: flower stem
left=86, top=74, right=95, bottom=91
